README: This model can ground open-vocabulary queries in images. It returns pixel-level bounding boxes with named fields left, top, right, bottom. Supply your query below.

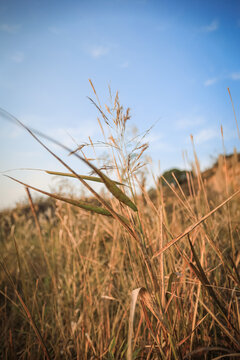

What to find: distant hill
left=149, top=150, right=240, bottom=200
left=201, top=151, right=240, bottom=193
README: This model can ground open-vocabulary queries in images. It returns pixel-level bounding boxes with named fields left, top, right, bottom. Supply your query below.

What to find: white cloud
left=145, top=133, right=163, bottom=144
left=230, top=72, right=240, bottom=80
left=0, top=124, right=23, bottom=139
left=201, top=19, right=219, bottom=33
left=88, top=45, right=109, bottom=58
left=194, top=128, right=219, bottom=144
left=50, top=125, right=98, bottom=147
left=7, top=127, right=22, bottom=139
left=204, top=78, right=218, bottom=87
left=204, top=72, right=240, bottom=86
left=17, top=113, right=99, bottom=145
left=120, top=61, right=129, bottom=68
left=48, top=26, right=61, bottom=34
left=14, top=113, right=101, bottom=149
left=11, top=51, right=24, bottom=63
left=155, top=22, right=171, bottom=32
left=144, top=133, right=174, bottom=152
left=0, top=23, right=21, bottom=33
left=176, top=116, right=205, bottom=129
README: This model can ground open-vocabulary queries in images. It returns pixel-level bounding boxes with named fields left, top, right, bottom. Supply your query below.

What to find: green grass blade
left=78, top=158, right=138, bottom=212
left=46, top=170, right=125, bottom=186
left=6, top=175, right=113, bottom=217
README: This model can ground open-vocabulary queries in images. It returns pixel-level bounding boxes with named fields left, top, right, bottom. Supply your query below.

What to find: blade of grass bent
left=77, top=156, right=138, bottom=211
left=46, top=170, right=124, bottom=186
left=128, top=288, right=169, bottom=360
left=6, top=175, right=114, bottom=217
left=127, top=288, right=141, bottom=360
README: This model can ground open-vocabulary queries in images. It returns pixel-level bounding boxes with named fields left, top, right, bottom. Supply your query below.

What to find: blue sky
left=0, top=0, right=240, bottom=209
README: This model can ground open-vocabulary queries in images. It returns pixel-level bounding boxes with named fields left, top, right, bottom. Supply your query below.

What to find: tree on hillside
left=161, top=168, right=190, bottom=187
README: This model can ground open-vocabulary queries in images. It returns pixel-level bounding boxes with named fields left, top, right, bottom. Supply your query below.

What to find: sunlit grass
left=0, top=84, right=240, bottom=359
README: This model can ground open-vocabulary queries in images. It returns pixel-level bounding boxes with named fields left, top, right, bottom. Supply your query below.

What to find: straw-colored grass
left=0, top=84, right=240, bottom=359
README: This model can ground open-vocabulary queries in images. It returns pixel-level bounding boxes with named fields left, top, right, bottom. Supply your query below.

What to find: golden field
left=1, top=90, right=240, bottom=359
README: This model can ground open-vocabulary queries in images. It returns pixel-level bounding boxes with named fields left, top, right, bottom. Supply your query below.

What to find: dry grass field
left=1, top=88, right=240, bottom=359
